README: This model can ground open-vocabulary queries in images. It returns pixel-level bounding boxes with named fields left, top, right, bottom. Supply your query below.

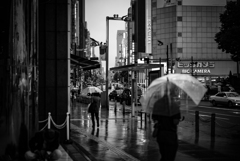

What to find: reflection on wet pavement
left=69, top=102, right=240, bottom=161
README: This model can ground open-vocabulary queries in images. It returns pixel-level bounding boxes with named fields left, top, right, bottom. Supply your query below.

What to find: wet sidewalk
left=63, top=101, right=240, bottom=161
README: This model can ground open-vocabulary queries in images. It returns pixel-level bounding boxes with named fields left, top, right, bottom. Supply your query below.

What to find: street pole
left=166, top=45, right=169, bottom=74
left=106, top=17, right=109, bottom=110
left=159, top=58, right=162, bottom=77
left=170, top=43, right=173, bottom=74
left=191, top=56, right=195, bottom=76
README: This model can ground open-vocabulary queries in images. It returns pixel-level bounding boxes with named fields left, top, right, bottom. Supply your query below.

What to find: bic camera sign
left=177, top=62, right=215, bottom=74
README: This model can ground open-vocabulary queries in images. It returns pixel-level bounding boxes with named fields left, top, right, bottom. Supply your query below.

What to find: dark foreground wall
left=0, top=0, right=39, bottom=160
left=0, top=0, right=71, bottom=160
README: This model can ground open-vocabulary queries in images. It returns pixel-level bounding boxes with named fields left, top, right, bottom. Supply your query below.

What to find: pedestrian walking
left=88, top=92, right=101, bottom=128
left=142, top=74, right=206, bottom=161
left=152, top=84, right=181, bottom=161
left=25, top=128, right=62, bottom=161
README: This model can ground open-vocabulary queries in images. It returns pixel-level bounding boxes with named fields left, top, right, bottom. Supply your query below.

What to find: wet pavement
left=61, top=100, right=240, bottom=161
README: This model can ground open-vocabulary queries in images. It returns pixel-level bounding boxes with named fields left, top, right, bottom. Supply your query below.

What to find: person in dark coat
left=152, top=83, right=181, bottom=161
left=25, top=128, right=62, bottom=160
left=88, top=92, right=101, bottom=128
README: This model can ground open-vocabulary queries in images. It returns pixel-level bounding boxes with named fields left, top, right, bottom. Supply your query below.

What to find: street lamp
left=105, top=14, right=131, bottom=110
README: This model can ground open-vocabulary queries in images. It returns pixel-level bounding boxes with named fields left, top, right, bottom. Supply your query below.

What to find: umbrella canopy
left=141, top=73, right=207, bottom=116
left=81, top=86, right=102, bottom=96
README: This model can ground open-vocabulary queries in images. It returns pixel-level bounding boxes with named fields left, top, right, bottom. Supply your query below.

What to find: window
left=177, top=48, right=183, bottom=53
left=177, top=16, right=182, bottom=21
left=178, top=32, right=182, bottom=37
left=178, top=1, right=182, bottom=5
left=216, top=93, right=225, bottom=97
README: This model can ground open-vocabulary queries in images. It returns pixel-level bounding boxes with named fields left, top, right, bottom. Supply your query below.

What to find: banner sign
left=177, top=61, right=215, bottom=74
left=177, top=62, right=215, bottom=68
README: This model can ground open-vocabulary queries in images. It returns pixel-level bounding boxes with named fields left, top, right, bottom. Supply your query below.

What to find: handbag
left=87, top=102, right=93, bottom=113
left=152, top=122, right=160, bottom=138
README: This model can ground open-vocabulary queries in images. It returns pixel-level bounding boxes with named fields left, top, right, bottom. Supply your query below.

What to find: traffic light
left=100, top=45, right=107, bottom=55
left=140, top=57, right=150, bottom=64
left=144, top=57, right=149, bottom=64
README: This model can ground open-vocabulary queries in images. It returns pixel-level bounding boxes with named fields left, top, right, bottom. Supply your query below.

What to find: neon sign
left=178, top=62, right=215, bottom=68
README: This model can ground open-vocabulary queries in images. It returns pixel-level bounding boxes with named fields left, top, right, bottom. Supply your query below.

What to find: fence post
left=195, top=111, right=199, bottom=134
left=48, top=112, right=51, bottom=129
left=211, top=113, right=215, bottom=137
left=122, top=101, right=125, bottom=115
left=65, top=112, right=72, bottom=144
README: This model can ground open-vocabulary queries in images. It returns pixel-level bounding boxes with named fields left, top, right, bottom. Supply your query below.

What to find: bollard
left=66, top=113, right=69, bottom=140
left=65, top=112, right=72, bottom=144
left=211, top=113, right=215, bottom=137
left=122, top=101, right=125, bottom=115
left=195, top=111, right=199, bottom=134
left=48, top=112, right=51, bottom=129
left=114, top=99, right=117, bottom=113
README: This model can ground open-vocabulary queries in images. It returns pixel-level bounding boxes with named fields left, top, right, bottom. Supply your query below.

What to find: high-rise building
left=152, top=0, right=238, bottom=85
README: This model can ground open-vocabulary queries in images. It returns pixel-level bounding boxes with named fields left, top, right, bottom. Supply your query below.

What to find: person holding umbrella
left=141, top=74, right=207, bottom=161
left=152, top=82, right=181, bottom=161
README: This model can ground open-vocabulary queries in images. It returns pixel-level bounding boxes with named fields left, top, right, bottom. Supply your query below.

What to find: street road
left=180, top=100, right=240, bottom=133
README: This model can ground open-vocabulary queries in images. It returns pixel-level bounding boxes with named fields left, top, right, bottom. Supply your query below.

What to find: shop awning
left=110, top=64, right=163, bottom=71
left=71, top=54, right=100, bottom=71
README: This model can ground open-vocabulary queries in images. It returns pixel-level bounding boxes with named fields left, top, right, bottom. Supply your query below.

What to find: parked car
left=209, top=92, right=240, bottom=107
left=119, top=88, right=143, bottom=106
left=109, top=89, right=123, bottom=101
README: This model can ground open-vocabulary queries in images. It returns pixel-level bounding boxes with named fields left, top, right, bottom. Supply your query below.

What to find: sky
left=85, top=0, right=131, bottom=69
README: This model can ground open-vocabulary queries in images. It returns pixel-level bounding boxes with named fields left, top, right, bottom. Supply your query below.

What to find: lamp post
left=106, top=14, right=131, bottom=110
left=166, top=45, right=169, bottom=74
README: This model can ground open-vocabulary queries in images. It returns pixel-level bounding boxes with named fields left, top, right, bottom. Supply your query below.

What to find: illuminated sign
left=182, top=69, right=211, bottom=74
left=177, top=62, right=215, bottom=68
left=178, top=61, right=215, bottom=74
left=147, top=19, right=151, bottom=43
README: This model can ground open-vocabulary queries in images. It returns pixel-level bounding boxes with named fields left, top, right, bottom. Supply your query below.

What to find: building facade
left=0, top=0, right=99, bottom=159
left=152, top=0, right=238, bottom=85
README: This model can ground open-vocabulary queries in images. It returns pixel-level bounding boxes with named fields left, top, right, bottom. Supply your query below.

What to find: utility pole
left=170, top=43, right=173, bottom=73
left=106, top=17, right=110, bottom=110
left=166, top=45, right=169, bottom=74
left=159, top=57, right=162, bottom=77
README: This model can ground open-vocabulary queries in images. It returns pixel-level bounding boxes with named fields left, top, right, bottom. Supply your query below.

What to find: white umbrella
left=81, top=86, right=102, bottom=96
left=141, top=73, right=207, bottom=116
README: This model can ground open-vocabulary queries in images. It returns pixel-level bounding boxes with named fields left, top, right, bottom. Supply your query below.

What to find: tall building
left=152, top=0, right=238, bottom=85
